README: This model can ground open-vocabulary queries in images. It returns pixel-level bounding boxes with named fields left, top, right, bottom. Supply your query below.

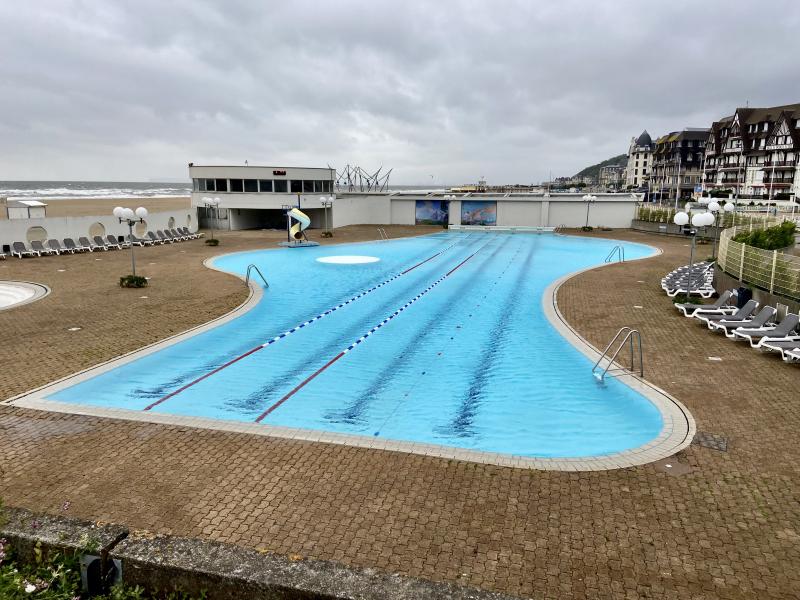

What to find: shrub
left=672, top=293, right=703, bottom=305
left=204, top=238, right=219, bottom=246
left=581, top=225, right=593, bottom=232
left=119, top=275, right=148, bottom=288
left=732, top=221, right=796, bottom=250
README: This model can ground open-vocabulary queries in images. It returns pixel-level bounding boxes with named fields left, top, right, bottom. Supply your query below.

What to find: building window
left=215, top=179, right=228, bottom=192
left=303, top=180, right=314, bottom=193
left=274, top=180, right=288, bottom=193
left=322, top=180, right=332, bottom=193
left=201, top=179, right=215, bottom=192
left=229, top=179, right=244, bottom=193
left=244, top=179, right=258, bottom=193
left=290, top=180, right=302, bottom=193
left=258, top=180, right=272, bottom=192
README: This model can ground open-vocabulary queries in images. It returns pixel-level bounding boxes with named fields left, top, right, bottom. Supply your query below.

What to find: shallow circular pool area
left=316, top=255, right=380, bottom=264
left=0, top=281, right=49, bottom=310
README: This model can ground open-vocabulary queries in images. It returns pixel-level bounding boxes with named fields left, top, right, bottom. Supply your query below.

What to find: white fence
left=717, top=225, right=800, bottom=300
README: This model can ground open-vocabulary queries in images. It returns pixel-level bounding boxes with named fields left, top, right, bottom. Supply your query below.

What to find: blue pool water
left=47, top=232, right=663, bottom=458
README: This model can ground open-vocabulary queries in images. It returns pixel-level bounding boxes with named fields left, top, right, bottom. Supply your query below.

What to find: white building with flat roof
left=189, top=164, right=643, bottom=231
left=190, top=164, right=335, bottom=230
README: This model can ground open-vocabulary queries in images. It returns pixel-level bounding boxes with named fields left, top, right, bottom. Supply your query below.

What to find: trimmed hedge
left=731, top=221, right=797, bottom=251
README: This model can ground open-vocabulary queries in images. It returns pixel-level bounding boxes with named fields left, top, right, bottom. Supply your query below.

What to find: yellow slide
left=288, top=207, right=310, bottom=240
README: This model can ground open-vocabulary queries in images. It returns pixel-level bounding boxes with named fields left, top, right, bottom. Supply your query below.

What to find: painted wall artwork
left=460, top=200, right=497, bottom=226
left=415, top=200, right=449, bottom=225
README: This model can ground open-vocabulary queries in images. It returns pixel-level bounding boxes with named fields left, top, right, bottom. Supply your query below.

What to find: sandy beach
left=0, top=196, right=191, bottom=219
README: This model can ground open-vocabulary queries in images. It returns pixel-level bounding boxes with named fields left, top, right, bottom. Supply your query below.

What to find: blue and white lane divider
left=254, top=240, right=491, bottom=422
left=143, top=235, right=473, bottom=411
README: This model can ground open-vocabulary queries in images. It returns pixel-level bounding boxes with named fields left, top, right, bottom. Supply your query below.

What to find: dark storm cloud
left=1, top=0, right=799, bottom=183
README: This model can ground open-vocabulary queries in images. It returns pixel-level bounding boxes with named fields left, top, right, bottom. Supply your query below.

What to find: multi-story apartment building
left=703, top=103, right=800, bottom=200
left=649, top=128, right=709, bottom=201
left=598, top=164, right=625, bottom=190
left=624, top=130, right=654, bottom=189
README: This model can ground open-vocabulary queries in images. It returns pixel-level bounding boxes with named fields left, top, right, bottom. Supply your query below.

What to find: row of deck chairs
left=674, top=290, right=800, bottom=364
left=8, top=228, right=201, bottom=258
left=662, top=262, right=715, bottom=298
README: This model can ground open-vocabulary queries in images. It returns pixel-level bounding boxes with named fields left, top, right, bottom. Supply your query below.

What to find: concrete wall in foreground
left=0, top=209, right=198, bottom=251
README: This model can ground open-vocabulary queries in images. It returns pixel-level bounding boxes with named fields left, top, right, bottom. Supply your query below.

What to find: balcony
left=762, top=177, right=793, bottom=187
left=717, top=164, right=742, bottom=171
left=763, top=161, right=796, bottom=168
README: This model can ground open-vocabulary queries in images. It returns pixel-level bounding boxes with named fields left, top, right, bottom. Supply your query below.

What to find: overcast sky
left=1, top=1, right=799, bottom=185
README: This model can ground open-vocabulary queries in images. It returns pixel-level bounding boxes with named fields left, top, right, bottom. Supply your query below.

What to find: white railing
left=717, top=225, right=800, bottom=300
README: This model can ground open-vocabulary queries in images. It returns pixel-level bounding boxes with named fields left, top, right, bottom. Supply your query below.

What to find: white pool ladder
left=377, top=227, right=389, bottom=240
left=592, top=327, right=643, bottom=382
left=246, top=264, right=269, bottom=288
left=605, top=245, right=625, bottom=263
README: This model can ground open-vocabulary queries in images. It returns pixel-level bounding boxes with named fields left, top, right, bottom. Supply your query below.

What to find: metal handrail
left=246, top=264, right=269, bottom=288
left=592, top=327, right=643, bottom=382
left=377, top=227, right=389, bottom=240
left=604, top=245, right=625, bottom=263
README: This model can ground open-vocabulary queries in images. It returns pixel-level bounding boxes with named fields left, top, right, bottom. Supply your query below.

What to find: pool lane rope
left=143, top=234, right=474, bottom=412
left=254, top=240, right=491, bottom=423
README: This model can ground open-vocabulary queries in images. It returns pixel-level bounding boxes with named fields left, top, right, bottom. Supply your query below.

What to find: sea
left=0, top=181, right=192, bottom=200
left=0, top=181, right=438, bottom=200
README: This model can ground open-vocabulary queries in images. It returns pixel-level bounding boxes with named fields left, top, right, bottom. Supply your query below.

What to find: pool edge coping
left=0, top=280, right=51, bottom=311
left=4, top=232, right=694, bottom=472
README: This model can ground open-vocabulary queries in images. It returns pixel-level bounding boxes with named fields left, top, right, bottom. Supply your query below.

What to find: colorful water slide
left=288, top=208, right=310, bottom=240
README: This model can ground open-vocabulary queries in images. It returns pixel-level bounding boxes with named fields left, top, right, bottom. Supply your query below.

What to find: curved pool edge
left=541, top=237, right=696, bottom=470
left=3, top=272, right=263, bottom=405
left=6, top=232, right=694, bottom=473
left=0, top=280, right=51, bottom=311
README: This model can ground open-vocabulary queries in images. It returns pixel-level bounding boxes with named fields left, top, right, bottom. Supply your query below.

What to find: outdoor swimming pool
left=43, top=232, right=668, bottom=458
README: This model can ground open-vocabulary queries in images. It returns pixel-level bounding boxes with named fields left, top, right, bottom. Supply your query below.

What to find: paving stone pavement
left=1, top=227, right=799, bottom=599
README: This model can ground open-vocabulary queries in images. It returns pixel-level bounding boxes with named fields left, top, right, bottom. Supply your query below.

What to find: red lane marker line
left=255, top=352, right=345, bottom=422
left=143, top=346, right=264, bottom=411
left=142, top=240, right=467, bottom=411
left=254, top=242, right=488, bottom=423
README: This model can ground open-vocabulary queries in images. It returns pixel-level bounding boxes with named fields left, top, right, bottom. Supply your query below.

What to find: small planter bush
left=205, top=238, right=219, bottom=246
left=581, top=226, right=593, bottom=232
left=672, top=293, right=703, bottom=305
left=732, top=221, right=796, bottom=250
left=119, top=275, right=148, bottom=288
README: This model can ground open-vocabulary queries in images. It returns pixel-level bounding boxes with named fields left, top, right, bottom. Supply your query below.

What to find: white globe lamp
left=673, top=211, right=689, bottom=226
left=135, top=207, right=148, bottom=219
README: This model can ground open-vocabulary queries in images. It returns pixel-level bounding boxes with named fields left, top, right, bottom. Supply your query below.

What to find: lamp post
left=113, top=205, right=148, bottom=277
left=582, top=194, right=597, bottom=229
left=320, top=195, right=334, bottom=237
left=203, top=197, right=220, bottom=242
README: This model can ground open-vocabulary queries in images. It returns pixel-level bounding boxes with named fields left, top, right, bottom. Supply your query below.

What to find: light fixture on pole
left=113, top=205, right=148, bottom=277
left=203, top=197, right=220, bottom=242
left=320, top=195, right=334, bottom=238
left=582, top=194, right=597, bottom=229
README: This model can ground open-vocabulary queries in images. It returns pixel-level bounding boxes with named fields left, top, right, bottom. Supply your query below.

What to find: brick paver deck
left=1, top=227, right=798, bottom=599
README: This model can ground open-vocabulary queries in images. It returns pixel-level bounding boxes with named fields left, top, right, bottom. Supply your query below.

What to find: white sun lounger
left=708, top=306, right=777, bottom=337
left=695, top=299, right=758, bottom=324
left=733, top=313, right=799, bottom=347
left=675, top=290, right=737, bottom=317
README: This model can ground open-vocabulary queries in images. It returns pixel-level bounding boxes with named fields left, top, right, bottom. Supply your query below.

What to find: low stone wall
left=631, top=219, right=717, bottom=240
left=713, top=265, right=800, bottom=313
left=0, top=506, right=521, bottom=600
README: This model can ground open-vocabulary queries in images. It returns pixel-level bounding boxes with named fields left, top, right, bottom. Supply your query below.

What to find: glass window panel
left=303, top=180, right=314, bottom=193
left=274, top=180, right=288, bottom=193
left=244, top=179, right=258, bottom=193
left=229, top=179, right=243, bottom=192
left=290, top=180, right=302, bottom=193
left=258, top=180, right=272, bottom=192
left=322, top=180, right=332, bottom=193
left=215, top=179, right=228, bottom=192
left=313, top=181, right=322, bottom=193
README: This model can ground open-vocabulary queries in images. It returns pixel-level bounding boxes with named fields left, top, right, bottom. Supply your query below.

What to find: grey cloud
left=1, top=0, right=799, bottom=183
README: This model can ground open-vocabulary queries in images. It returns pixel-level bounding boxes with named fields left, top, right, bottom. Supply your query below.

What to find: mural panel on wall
left=460, top=200, right=497, bottom=226
left=415, top=200, right=449, bottom=225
